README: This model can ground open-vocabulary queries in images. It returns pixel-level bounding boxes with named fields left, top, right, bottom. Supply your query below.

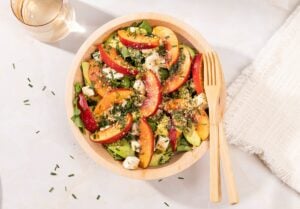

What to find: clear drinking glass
left=11, top=0, right=75, bottom=43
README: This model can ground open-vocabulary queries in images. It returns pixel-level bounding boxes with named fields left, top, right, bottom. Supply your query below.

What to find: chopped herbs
left=158, top=179, right=163, bottom=182
left=54, top=164, right=59, bottom=171
left=28, top=83, right=33, bottom=88
left=138, top=20, right=152, bottom=34
left=96, top=195, right=101, bottom=200
left=65, top=186, right=67, bottom=191
left=69, top=155, right=74, bottom=159
left=12, top=63, right=15, bottom=69
left=178, top=177, right=184, bottom=180
left=164, top=202, right=170, bottom=207
left=42, top=86, right=47, bottom=91
left=49, top=187, right=54, bottom=192
left=68, top=174, right=75, bottom=177
left=71, top=194, right=77, bottom=199
left=23, top=99, right=29, bottom=103
left=35, top=130, right=40, bottom=134
left=50, top=172, right=57, bottom=176
left=51, top=91, right=55, bottom=96
left=27, top=77, right=31, bottom=82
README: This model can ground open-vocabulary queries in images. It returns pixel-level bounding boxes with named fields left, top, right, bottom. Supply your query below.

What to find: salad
left=72, top=20, right=209, bottom=170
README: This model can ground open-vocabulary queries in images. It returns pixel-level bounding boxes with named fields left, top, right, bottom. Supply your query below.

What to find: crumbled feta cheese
left=193, top=93, right=208, bottom=109
left=102, top=67, right=124, bottom=79
left=143, top=51, right=166, bottom=73
left=121, top=100, right=128, bottom=107
left=122, top=156, right=140, bottom=170
left=131, top=140, right=141, bottom=152
left=133, top=79, right=146, bottom=95
left=100, top=125, right=110, bottom=131
left=131, top=122, right=139, bottom=136
left=141, top=49, right=155, bottom=54
left=82, top=86, right=95, bottom=97
left=129, top=27, right=136, bottom=33
left=156, top=136, right=170, bottom=152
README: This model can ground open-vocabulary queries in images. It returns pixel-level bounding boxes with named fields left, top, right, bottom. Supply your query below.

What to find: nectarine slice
left=152, top=26, right=179, bottom=68
left=140, top=70, right=162, bottom=117
left=192, top=54, right=204, bottom=94
left=88, top=60, right=112, bottom=97
left=163, top=46, right=192, bottom=94
left=93, top=89, right=133, bottom=116
left=139, top=117, right=154, bottom=168
left=118, top=29, right=159, bottom=49
left=98, top=44, right=138, bottom=75
left=77, top=93, right=99, bottom=133
left=194, top=109, right=209, bottom=140
left=90, top=113, right=133, bottom=144
left=169, top=126, right=182, bottom=151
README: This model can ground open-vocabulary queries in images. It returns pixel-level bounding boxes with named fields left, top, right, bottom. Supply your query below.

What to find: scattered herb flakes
left=24, top=103, right=31, bottom=106
left=72, top=194, right=77, bottom=199
left=158, top=179, right=163, bottom=182
left=50, top=172, right=57, bottom=176
left=27, top=77, right=31, bottom=82
left=177, top=177, right=184, bottom=180
left=42, top=86, right=47, bottom=91
left=35, top=130, right=40, bottom=134
left=164, top=202, right=170, bottom=207
left=54, top=164, right=60, bottom=171
left=49, top=187, right=54, bottom=193
left=65, top=186, right=67, bottom=192
left=51, top=91, right=55, bottom=96
left=23, top=99, right=29, bottom=103
left=69, top=155, right=74, bottom=159
left=68, top=174, right=75, bottom=177
left=12, top=63, right=15, bottom=69
left=96, top=195, right=101, bottom=200
left=28, top=83, right=33, bottom=88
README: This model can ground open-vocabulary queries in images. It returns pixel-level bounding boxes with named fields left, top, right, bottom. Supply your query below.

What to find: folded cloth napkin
left=225, top=5, right=300, bottom=192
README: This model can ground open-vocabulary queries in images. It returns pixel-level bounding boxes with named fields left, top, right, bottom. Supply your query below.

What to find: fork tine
left=203, top=53, right=208, bottom=86
left=212, top=52, right=221, bottom=86
left=208, top=52, right=214, bottom=86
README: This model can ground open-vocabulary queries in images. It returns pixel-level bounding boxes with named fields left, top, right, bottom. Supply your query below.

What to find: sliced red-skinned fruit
left=118, top=29, right=159, bottom=49
left=90, top=113, right=133, bottom=144
left=168, top=126, right=182, bottom=151
left=194, top=109, right=209, bottom=141
left=140, top=70, right=162, bottom=117
left=139, top=117, right=154, bottom=168
left=93, top=89, right=133, bottom=116
left=192, top=54, right=204, bottom=94
left=163, top=46, right=192, bottom=94
left=163, top=98, right=188, bottom=113
left=98, top=44, right=138, bottom=75
left=152, top=26, right=179, bottom=68
left=88, top=60, right=112, bottom=97
left=77, top=93, right=99, bottom=133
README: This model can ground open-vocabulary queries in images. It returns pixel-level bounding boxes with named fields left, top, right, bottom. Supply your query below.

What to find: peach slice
left=98, top=44, right=138, bottom=75
left=169, top=126, right=182, bottom=151
left=90, top=113, right=133, bottom=144
left=88, top=60, right=112, bottom=97
left=139, top=117, right=154, bottom=168
left=192, top=54, right=204, bottom=94
left=77, top=93, right=99, bottom=133
left=93, top=89, right=133, bottom=116
left=163, top=98, right=188, bottom=112
left=163, top=46, right=192, bottom=94
left=152, top=26, right=179, bottom=68
left=118, top=29, right=159, bottom=49
left=194, top=109, right=209, bottom=140
left=140, top=70, right=162, bottom=117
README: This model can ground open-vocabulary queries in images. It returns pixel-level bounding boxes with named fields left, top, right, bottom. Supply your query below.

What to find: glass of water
left=11, top=0, right=75, bottom=43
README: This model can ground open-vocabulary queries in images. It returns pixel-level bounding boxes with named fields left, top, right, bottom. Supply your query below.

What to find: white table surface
left=0, top=0, right=299, bottom=208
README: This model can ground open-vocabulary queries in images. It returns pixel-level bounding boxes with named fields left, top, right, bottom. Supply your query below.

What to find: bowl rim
left=65, top=12, right=212, bottom=180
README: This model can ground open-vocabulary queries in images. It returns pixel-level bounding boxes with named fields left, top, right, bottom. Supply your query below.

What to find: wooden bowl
left=66, top=13, right=212, bottom=180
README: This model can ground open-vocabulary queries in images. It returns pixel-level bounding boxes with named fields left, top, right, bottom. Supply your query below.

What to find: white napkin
left=225, top=5, right=300, bottom=192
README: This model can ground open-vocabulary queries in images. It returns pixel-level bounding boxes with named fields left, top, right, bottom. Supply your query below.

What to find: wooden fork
left=216, top=54, right=239, bottom=205
left=203, top=51, right=222, bottom=203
